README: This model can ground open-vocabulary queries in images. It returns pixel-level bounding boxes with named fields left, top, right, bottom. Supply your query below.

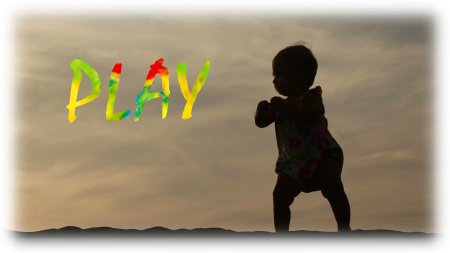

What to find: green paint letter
left=134, top=58, right=170, bottom=121
left=66, top=59, right=101, bottom=123
left=106, top=63, right=131, bottom=121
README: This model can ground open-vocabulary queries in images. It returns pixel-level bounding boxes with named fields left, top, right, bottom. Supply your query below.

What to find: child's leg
left=322, top=179, right=351, bottom=231
left=315, top=157, right=351, bottom=231
left=273, top=172, right=302, bottom=232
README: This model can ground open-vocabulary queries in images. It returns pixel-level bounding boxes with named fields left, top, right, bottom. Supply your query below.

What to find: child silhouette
left=255, top=44, right=351, bottom=232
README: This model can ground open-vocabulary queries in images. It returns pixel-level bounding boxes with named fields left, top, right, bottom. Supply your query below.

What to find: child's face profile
left=272, top=57, right=308, bottom=97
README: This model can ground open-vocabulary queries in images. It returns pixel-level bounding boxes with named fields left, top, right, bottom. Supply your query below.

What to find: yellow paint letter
left=176, top=60, right=210, bottom=120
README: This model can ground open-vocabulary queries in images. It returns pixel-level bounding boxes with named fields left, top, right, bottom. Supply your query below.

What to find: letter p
left=66, top=59, right=101, bottom=123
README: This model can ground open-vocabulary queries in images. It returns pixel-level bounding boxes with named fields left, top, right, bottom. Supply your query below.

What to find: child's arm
left=271, top=92, right=324, bottom=125
left=254, top=100, right=276, bottom=128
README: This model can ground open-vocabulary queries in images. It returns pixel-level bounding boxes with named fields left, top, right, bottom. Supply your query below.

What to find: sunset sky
left=14, top=15, right=432, bottom=232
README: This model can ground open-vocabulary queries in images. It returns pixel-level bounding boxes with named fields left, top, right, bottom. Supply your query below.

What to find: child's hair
left=273, top=43, right=318, bottom=87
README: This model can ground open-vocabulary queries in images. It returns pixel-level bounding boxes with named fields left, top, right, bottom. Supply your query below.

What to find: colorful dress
left=274, top=86, right=343, bottom=186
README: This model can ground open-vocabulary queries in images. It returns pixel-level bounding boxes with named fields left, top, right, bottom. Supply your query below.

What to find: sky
left=14, top=15, right=432, bottom=233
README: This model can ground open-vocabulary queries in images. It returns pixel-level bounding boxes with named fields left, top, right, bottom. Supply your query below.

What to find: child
left=254, top=44, right=351, bottom=232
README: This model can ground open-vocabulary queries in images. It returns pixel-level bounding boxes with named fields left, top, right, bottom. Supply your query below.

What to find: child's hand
left=255, top=100, right=275, bottom=128
left=270, top=96, right=285, bottom=112
left=257, top=100, right=271, bottom=112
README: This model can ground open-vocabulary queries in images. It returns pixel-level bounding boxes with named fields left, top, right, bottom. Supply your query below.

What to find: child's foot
left=338, top=226, right=352, bottom=233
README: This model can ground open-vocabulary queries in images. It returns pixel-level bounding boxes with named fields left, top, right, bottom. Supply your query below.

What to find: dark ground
left=14, top=226, right=433, bottom=239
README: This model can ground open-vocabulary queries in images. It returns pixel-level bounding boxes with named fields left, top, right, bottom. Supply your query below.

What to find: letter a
left=134, top=58, right=170, bottom=121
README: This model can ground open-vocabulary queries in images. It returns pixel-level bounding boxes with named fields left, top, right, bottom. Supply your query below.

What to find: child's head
left=272, top=44, right=318, bottom=97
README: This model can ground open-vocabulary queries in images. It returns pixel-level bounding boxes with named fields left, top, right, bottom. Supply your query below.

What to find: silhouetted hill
left=14, top=226, right=432, bottom=238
